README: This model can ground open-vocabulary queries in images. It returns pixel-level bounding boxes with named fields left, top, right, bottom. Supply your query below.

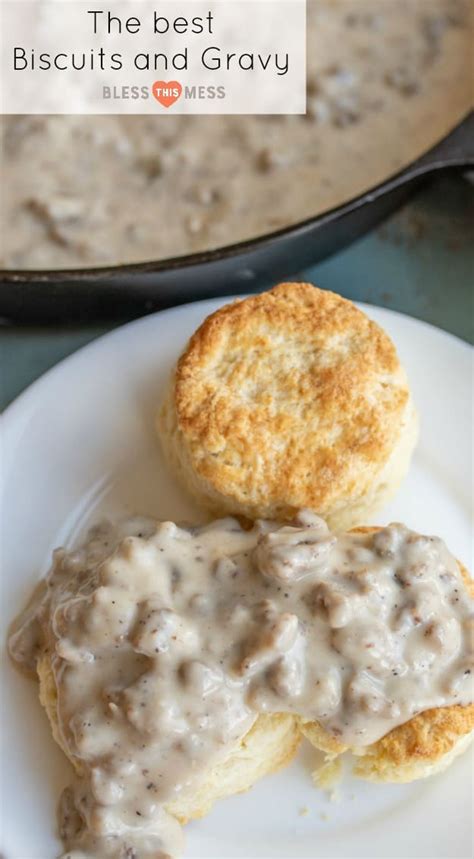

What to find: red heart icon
left=152, top=80, right=182, bottom=108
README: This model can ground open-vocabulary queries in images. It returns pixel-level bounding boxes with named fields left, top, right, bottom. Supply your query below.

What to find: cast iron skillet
left=1, top=111, right=473, bottom=323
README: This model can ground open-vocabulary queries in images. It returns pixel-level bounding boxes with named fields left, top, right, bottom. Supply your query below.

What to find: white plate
left=1, top=298, right=472, bottom=859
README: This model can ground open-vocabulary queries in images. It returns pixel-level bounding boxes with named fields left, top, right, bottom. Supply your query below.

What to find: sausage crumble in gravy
left=9, top=511, right=473, bottom=858
left=1, top=0, right=472, bottom=269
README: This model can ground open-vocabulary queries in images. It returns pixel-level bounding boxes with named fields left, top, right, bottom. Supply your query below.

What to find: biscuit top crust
left=174, top=283, right=409, bottom=512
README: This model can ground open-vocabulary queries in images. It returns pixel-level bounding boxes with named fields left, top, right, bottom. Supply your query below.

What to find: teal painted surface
left=306, top=175, right=473, bottom=342
left=1, top=174, right=472, bottom=413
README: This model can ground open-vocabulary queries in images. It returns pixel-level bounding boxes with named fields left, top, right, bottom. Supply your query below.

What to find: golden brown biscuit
left=352, top=704, right=474, bottom=783
left=299, top=527, right=474, bottom=783
left=300, top=696, right=474, bottom=785
left=158, top=283, right=418, bottom=530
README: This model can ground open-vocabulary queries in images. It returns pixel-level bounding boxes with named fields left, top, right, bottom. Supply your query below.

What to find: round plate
left=1, top=298, right=472, bottom=859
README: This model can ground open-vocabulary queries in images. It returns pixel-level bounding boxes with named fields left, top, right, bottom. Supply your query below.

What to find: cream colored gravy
left=1, top=0, right=472, bottom=269
left=9, top=511, right=474, bottom=858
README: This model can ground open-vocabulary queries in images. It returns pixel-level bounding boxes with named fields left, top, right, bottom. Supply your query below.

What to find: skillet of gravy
left=1, top=0, right=472, bottom=269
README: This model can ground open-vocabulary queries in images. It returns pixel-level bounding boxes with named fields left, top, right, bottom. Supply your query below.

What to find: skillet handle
left=358, top=110, right=474, bottom=207
left=399, top=110, right=474, bottom=175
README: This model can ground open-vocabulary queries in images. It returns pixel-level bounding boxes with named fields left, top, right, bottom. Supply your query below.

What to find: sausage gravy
left=9, top=511, right=474, bottom=858
left=1, top=0, right=472, bottom=269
